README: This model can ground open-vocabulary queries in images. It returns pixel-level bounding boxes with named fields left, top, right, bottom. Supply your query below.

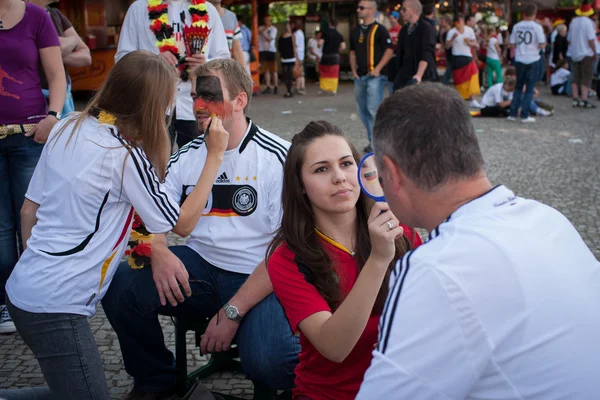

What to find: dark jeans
left=4, top=296, right=110, bottom=400
left=0, top=134, right=43, bottom=306
left=282, top=62, right=294, bottom=94
left=101, top=246, right=299, bottom=393
left=509, top=59, right=542, bottom=119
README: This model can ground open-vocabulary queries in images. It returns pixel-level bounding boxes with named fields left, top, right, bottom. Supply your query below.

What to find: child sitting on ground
left=480, top=77, right=516, bottom=117
left=504, top=66, right=553, bottom=117
left=550, top=59, right=571, bottom=95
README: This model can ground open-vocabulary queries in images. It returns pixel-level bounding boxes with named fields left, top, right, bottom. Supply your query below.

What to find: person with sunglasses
left=350, top=0, right=394, bottom=153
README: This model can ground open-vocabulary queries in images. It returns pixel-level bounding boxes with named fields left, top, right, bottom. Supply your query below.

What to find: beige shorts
left=572, top=56, right=594, bottom=87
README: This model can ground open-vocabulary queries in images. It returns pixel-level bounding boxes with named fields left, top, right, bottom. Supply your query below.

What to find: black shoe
left=363, top=144, right=373, bottom=153
left=262, top=87, right=272, bottom=95
left=273, top=87, right=279, bottom=95
left=581, top=101, right=596, bottom=109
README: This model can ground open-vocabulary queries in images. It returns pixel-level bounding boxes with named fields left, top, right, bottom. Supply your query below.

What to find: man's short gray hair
left=373, top=83, right=485, bottom=190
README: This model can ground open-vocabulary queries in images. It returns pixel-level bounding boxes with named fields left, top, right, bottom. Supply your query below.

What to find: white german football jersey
left=6, top=117, right=180, bottom=317
left=357, top=185, right=600, bottom=399
left=164, top=119, right=289, bottom=274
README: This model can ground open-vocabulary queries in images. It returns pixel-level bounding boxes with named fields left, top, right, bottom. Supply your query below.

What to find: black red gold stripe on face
left=194, top=75, right=233, bottom=119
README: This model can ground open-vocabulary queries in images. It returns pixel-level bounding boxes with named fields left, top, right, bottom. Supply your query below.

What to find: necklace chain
left=0, top=0, right=17, bottom=29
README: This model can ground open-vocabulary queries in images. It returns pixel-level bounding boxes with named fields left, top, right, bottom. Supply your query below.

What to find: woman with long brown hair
left=267, top=121, right=421, bottom=400
left=2, top=50, right=229, bottom=399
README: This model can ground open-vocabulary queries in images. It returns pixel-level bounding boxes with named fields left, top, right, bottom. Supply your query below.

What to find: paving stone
left=0, top=83, right=598, bottom=398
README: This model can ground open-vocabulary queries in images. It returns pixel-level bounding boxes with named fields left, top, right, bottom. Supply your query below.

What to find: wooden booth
left=58, top=0, right=131, bottom=91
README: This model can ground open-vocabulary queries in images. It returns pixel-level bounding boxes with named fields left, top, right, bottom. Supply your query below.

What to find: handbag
left=293, top=62, right=303, bottom=79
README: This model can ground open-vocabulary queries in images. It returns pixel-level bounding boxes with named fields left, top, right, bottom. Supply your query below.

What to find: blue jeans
left=354, top=75, right=387, bottom=143
left=509, top=59, right=542, bottom=119
left=101, top=246, right=299, bottom=393
left=443, top=62, right=453, bottom=85
left=0, top=134, right=44, bottom=306
left=41, top=82, right=75, bottom=116
left=3, top=296, right=110, bottom=400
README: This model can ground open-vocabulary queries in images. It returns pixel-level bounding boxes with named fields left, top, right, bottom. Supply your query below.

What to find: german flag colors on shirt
left=350, top=22, right=393, bottom=77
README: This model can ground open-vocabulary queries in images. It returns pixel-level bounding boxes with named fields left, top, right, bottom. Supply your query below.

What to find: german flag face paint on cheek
left=193, top=75, right=234, bottom=120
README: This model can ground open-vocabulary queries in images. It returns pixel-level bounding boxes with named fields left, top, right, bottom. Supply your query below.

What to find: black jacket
left=393, top=18, right=438, bottom=91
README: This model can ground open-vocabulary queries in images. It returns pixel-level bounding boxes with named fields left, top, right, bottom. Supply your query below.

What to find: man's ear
left=235, top=91, right=248, bottom=113
left=382, top=155, right=404, bottom=192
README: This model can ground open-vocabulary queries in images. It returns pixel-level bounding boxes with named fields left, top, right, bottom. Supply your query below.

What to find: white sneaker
left=507, top=116, right=517, bottom=122
left=521, top=117, right=536, bottom=123
left=470, top=99, right=483, bottom=109
left=0, top=305, right=16, bottom=334
left=536, top=108, right=553, bottom=117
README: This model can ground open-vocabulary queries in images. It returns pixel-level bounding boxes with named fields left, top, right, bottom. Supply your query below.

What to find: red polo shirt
left=268, top=227, right=422, bottom=400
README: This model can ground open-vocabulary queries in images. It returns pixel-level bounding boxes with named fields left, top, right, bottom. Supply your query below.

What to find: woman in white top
left=446, top=14, right=482, bottom=107
left=293, top=20, right=306, bottom=95
left=486, top=25, right=503, bottom=88
left=3, top=50, right=229, bottom=399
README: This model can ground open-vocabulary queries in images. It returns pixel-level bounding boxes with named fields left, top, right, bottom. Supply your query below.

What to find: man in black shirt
left=350, top=0, right=394, bottom=153
left=394, top=0, right=438, bottom=90
left=319, top=19, right=346, bottom=95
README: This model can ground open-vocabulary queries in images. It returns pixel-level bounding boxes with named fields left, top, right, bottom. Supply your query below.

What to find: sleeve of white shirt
left=535, top=24, right=546, bottom=45
left=509, top=27, right=517, bottom=45
left=467, top=27, right=476, bottom=40
left=445, top=28, right=454, bottom=42
left=121, top=147, right=181, bottom=234
left=356, top=254, right=489, bottom=400
left=206, top=4, right=231, bottom=60
left=115, top=0, right=141, bottom=63
left=585, top=20, right=596, bottom=41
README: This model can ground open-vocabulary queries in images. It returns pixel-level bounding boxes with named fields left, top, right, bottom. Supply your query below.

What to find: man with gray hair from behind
left=356, top=83, right=600, bottom=399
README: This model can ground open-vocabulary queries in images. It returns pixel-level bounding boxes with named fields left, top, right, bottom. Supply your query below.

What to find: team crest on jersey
left=232, top=186, right=257, bottom=216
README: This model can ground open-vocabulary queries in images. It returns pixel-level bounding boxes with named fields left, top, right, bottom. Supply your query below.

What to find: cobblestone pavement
left=1, top=82, right=599, bottom=399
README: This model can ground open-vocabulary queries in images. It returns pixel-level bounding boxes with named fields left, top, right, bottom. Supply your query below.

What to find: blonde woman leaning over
left=3, top=50, right=229, bottom=400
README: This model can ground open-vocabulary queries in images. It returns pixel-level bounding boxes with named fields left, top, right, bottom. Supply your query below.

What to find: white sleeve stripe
left=251, top=137, right=285, bottom=166
left=379, top=251, right=413, bottom=354
left=111, top=131, right=178, bottom=226
left=255, top=131, right=289, bottom=156
left=130, top=145, right=180, bottom=223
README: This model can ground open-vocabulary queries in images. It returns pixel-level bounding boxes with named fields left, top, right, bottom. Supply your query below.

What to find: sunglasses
left=357, top=5, right=371, bottom=10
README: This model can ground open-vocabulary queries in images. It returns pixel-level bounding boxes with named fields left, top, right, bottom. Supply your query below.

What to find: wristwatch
left=223, top=302, right=242, bottom=323
left=48, top=110, right=62, bottom=120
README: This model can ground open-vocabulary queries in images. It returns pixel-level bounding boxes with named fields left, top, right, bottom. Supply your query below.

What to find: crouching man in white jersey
left=356, top=83, right=600, bottom=399
left=102, top=59, right=299, bottom=400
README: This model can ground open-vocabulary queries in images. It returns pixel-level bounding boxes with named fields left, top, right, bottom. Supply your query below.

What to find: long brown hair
left=266, top=121, right=412, bottom=314
left=55, top=50, right=177, bottom=181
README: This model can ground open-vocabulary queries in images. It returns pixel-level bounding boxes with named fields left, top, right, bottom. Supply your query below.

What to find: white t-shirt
left=481, top=82, right=513, bottom=107
left=115, top=0, right=231, bottom=121
left=510, top=20, right=546, bottom=64
left=6, top=117, right=180, bottom=317
left=487, top=36, right=500, bottom=60
left=550, top=67, right=571, bottom=86
left=307, top=37, right=322, bottom=61
left=357, top=185, right=600, bottom=400
left=294, top=29, right=305, bottom=61
left=567, top=16, right=596, bottom=62
left=164, top=120, right=289, bottom=274
left=446, top=26, right=476, bottom=58
left=258, top=25, right=277, bottom=53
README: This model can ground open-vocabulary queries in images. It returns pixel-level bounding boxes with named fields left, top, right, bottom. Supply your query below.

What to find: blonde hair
left=56, top=50, right=177, bottom=181
left=192, top=59, right=253, bottom=113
